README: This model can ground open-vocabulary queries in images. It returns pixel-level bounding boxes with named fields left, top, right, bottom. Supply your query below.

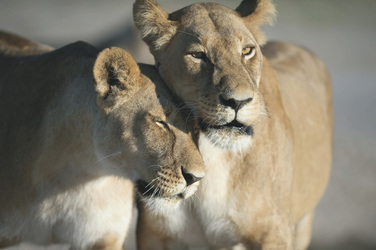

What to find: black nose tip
left=181, top=167, right=203, bottom=186
left=219, top=95, right=252, bottom=111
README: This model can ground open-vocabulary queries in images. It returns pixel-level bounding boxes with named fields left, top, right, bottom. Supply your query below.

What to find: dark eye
left=190, top=52, right=206, bottom=59
left=242, top=47, right=255, bottom=58
left=156, top=121, right=170, bottom=131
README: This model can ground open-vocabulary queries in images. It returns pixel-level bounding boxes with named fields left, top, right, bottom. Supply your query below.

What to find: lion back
left=263, top=41, right=333, bottom=220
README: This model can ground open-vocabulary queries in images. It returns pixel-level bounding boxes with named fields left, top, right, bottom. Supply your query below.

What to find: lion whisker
left=177, top=30, right=200, bottom=40
left=175, top=102, right=198, bottom=115
left=184, top=109, right=197, bottom=130
left=94, top=151, right=121, bottom=164
left=151, top=186, right=160, bottom=199
left=261, top=105, right=272, bottom=117
left=144, top=177, right=160, bottom=189
left=143, top=183, right=156, bottom=196
left=148, top=164, right=161, bottom=169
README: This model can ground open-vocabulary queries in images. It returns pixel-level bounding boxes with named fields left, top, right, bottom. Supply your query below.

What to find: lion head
left=94, top=47, right=205, bottom=208
left=0, top=35, right=205, bottom=247
left=134, top=0, right=275, bottom=150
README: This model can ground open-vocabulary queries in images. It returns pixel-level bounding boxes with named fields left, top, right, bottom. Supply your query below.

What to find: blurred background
left=1, top=0, right=375, bottom=249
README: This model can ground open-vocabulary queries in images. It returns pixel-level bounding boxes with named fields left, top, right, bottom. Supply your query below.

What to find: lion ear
left=235, top=0, right=276, bottom=45
left=93, top=47, right=142, bottom=109
left=133, top=0, right=177, bottom=54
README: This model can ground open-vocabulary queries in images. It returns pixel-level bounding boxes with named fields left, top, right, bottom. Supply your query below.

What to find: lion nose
left=181, top=166, right=204, bottom=186
left=219, top=95, right=252, bottom=111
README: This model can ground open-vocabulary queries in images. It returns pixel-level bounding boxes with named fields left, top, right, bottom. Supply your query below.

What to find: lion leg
left=209, top=243, right=247, bottom=250
left=238, top=214, right=294, bottom=250
left=137, top=221, right=187, bottom=250
left=136, top=223, right=166, bottom=250
left=136, top=200, right=188, bottom=250
left=91, top=233, right=124, bottom=250
left=294, top=212, right=314, bottom=250
left=231, top=243, right=247, bottom=250
left=136, top=201, right=166, bottom=250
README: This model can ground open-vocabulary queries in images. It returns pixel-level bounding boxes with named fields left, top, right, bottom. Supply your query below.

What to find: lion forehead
left=173, top=4, right=250, bottom=40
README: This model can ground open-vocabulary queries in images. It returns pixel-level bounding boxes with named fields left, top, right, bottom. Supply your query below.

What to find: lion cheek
left=237, top=108, right=256, bottom=126
left=237, top=98, right=263, bottom=125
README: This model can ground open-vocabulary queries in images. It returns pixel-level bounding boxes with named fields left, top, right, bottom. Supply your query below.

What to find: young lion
left=134, top=0, right=333, bottom=249
left=0, top=33, right=204, bottom=249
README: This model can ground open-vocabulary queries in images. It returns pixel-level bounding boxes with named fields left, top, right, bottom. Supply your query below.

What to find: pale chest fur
left=174, top=132, right=293, bottom=248
left=173, top=134, right=244, bottom=248
left=1, top=167, right=134, bottom=248
left=39, top=175, right=133, bottom=244
left=196, top=135, right=241, bottom=246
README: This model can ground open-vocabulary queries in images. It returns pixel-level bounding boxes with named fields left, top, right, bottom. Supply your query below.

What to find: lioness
left=0, top=33, right=204, bottom=249
left=134, top=0, right=333, bottom=249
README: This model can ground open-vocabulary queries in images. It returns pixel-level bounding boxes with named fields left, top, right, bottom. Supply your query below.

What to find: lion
left=0, top=30, right=53, bottom=56
left=133, top=0, right=333, bottom=249
left=0, top=32, right=205, bottom=250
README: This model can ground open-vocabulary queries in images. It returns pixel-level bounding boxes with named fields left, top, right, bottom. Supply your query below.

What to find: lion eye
left=242, top=47, right=255, bottom=58
left=190, top=52, right=206, bottom=59
left=156, top=121, right=170, bottom=131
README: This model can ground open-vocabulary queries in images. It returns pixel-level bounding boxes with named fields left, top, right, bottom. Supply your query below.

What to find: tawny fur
left=0, top=32, right=204, bottom=249
left=134, top=0, right=333, bottom=249
left=0, top=30, right=53, bottom=56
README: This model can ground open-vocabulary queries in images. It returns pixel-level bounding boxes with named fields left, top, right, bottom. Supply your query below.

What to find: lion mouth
left=136, top=180, right=184, bottom=199
left=200, top=119, right=253, bottom=136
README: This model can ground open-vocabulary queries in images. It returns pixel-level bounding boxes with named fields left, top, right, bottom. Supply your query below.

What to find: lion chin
left=200, top=120, right=253, bottom=151
left=137, top=180, right=198, bottom=215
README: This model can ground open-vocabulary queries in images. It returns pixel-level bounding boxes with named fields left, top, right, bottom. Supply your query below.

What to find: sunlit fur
left=134, top=0, right=333, bottom=249
left=134, top=0, right=274, bottom=151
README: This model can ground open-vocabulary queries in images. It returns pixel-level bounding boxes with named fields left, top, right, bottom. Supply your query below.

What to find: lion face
left=134, top=0, right=275, bottom=150
left=93, top=48, right=204, bottom=208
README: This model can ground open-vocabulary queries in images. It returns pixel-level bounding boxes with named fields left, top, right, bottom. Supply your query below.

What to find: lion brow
left=176, top=30, right=201, bottom=40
